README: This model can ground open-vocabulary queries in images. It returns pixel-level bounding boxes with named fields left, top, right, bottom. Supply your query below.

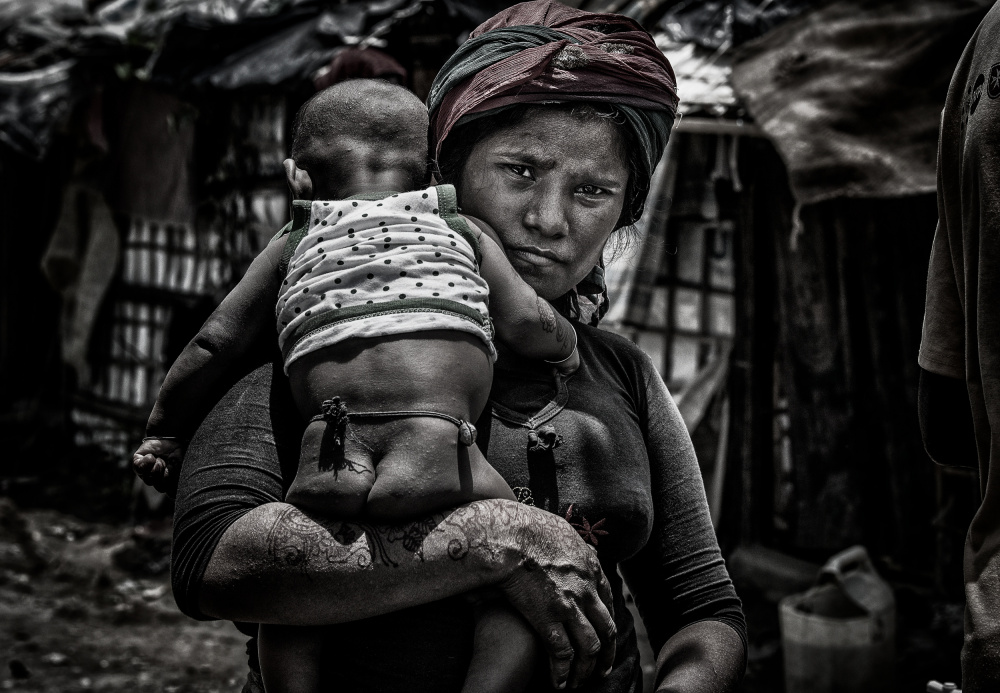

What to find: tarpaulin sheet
left=0, top=60, right=80, bottom=161
left=731, top=0, right=993, bottom=205
left=0, top=0, right=450, bottom=158
left=656, top=0, right=812, bottom=50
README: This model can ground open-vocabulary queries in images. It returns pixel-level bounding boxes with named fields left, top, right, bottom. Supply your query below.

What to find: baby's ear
left=283, top=158, right=314, bottom=200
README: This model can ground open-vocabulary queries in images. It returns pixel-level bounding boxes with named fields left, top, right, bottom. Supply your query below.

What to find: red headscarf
left=427, top=0, right=679, bottom=163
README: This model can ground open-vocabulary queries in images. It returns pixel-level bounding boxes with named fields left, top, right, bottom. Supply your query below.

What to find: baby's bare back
left=285, top=330, right=514, bottom=520
left=288, top=330, right=492, bottom=418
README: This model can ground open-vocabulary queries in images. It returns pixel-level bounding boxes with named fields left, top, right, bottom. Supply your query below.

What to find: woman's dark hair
left=435, top=102, right=649, bottom=236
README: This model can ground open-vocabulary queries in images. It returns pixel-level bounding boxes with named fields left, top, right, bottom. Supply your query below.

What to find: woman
left=163, top=3, right=746, bottom=691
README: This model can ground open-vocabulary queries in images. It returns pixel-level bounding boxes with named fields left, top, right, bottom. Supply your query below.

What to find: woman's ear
left=283, top=158, right=314, bottom=200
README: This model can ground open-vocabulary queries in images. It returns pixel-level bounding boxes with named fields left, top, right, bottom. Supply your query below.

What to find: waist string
left=310, top=397, right=477, bottom=447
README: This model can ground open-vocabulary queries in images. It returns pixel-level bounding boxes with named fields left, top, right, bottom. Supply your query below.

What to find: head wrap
left=428, top=1, right=679, bottom=325
left=427, top=0, right=679, bottom=204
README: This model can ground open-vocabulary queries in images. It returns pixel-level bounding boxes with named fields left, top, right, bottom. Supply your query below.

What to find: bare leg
left=462, top=592, right=539, bottom=693
left=257, top=625, right=328, bottom=693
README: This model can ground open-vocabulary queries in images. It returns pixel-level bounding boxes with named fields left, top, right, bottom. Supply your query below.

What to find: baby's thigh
left=257, top=624, right=328, bottom=693
left=285, top=420, right=376, bottom=517
left=366, top=419, right=515, bottom=521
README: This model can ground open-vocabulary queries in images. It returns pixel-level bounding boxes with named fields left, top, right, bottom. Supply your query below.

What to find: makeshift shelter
left=591, top=0, right=993, bottom=595
left=0, top=0, right=990, bottom=595
left=1, top=0, right=993, bottom=689
left=0, top=0, right=510, bottom=508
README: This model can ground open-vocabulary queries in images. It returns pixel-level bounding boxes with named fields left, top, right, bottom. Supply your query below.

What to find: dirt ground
left=0, top=496, right=966, bottom=693
left=0, top=502, right=249, bottom=693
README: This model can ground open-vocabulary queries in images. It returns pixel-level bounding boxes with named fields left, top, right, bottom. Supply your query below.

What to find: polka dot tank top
left=276, top=185, right=495, bottom=372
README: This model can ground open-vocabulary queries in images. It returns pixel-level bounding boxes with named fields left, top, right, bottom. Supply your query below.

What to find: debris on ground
left=0, top=501, right=248, bottom=693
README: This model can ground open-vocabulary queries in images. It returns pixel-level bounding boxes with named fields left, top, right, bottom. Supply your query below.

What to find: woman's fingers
left=563, top=605, right=603, bottom=688
left=543, top=623, right=575, bottom=689
left=596, top=565, right=615, bottom=619
left=541, top=600, right=614, bottom=688
left=497, top=504, right=618, bottom=686
left=503, top=570, right=616, bottom=687
left=583, top=592, right=617, bottom=677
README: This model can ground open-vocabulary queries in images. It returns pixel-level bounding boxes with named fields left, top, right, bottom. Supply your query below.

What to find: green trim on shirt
left=436, top=184, right=482, bottom=266
left=278, top=200, right=312, bottom=276
left=281, top=297, right=490, bottom=362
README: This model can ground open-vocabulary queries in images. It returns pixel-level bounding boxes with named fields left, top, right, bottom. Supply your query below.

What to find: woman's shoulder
left=578, top=323, right=657, bottom=374
left=576, top=323, right=663, bottom=407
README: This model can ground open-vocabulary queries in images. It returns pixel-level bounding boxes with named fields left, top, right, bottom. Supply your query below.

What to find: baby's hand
left=132, top=437, right=185, bottom=496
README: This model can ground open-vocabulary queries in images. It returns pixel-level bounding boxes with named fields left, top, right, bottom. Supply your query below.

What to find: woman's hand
left=196, top=499, right=615, bottom=689
left=493, top=501, right=617, bottom=690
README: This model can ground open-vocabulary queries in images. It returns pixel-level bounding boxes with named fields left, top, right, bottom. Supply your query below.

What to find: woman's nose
left=523, top=185, right=569, bottom=238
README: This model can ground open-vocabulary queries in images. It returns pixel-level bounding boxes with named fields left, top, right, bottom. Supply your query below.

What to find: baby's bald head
left=289, top=79, right=430, bottom=199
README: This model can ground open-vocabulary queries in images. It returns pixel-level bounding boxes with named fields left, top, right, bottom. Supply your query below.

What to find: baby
left=133, top=79, right=579, bottom=692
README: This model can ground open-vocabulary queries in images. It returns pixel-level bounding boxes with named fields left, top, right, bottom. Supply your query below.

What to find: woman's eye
left=578, top=184, right=606, bottom=195
left=508, top=164, right=532, bottom=179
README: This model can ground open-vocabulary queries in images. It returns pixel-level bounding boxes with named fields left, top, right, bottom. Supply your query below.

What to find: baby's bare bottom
left=264, top=332, right=535, bottom=693
left=284, top=331, right=515, bottom=518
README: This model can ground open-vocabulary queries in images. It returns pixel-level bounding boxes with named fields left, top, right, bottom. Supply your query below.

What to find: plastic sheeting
left=0, top=60, right=80, bottom=161
left=655, top=0, right=812, bottom=50
left=731, top=0, right=994, bottom=206
left=0, top=0, right=466, bottom=160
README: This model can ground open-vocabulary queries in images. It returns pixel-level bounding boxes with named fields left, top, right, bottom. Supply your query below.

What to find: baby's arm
left=134, top=235, right=286, bottom=490
left=466, top=217, right=579, bottom=373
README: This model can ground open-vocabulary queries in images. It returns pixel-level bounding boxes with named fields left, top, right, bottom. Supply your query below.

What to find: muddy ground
left=0, top=502, right=249, bottom=693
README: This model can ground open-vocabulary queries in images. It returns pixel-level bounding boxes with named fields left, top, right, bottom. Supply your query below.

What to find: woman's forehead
left=477, top=108, right=627, bottom=169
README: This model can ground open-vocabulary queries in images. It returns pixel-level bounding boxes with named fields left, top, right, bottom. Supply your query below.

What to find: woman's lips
left=507, top=246, right=562, bottom=267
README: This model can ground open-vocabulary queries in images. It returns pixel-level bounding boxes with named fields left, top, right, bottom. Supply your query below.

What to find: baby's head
left=284, top=79, right=430, bottom=200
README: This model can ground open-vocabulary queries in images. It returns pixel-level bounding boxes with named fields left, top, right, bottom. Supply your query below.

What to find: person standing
left=919, top=2, right=1000, bottom=690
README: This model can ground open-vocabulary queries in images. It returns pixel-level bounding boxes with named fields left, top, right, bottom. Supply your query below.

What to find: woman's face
left=456, top=109, right=629, bottom=301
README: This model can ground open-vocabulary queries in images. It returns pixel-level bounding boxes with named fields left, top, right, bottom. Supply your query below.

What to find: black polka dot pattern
left=278, top=188, right=493, bottom=365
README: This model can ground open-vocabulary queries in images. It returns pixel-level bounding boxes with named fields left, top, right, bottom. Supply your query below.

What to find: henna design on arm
left=536, top=297, right=574, bottom=356
left=537, top=297, right=557, bottom=333
left=265, top=505, right=370, bottom=572
left=264, top=504, right=494, bottom=576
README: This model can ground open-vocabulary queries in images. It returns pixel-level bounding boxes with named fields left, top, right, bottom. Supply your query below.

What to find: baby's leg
left=257, top=624, right=328, bottom=693
left=364, top=417, right=514, bottom=520
left=462, top=593, right=539, bottom=693
left=285, top=418, right=376, bottom=517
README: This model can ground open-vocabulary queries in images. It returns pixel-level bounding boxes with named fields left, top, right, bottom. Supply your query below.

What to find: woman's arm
left=619, top=354, right=746, bottom=693
left=173, top=362, right=615, bottom=690
left=653, top=621, right=745, bottom=693
left=203, top=501, right=615, bottom=688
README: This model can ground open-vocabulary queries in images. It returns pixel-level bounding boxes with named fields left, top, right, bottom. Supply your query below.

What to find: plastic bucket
left=779, top=546, right=895, bottom=693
